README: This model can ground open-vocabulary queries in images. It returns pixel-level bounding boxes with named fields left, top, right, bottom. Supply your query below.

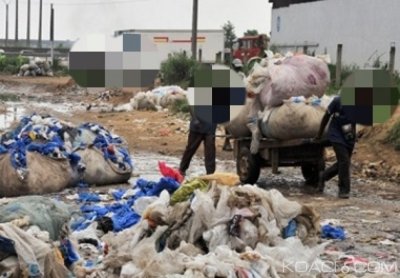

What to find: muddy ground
left=1, top=75, right=399, bottom=276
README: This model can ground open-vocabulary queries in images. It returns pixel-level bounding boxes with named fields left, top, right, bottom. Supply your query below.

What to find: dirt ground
left=1, top=76, right=399, bottom=276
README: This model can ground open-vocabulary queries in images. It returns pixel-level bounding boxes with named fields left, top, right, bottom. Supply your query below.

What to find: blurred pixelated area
left=341, top=69, right=400, bottom=125
left=186, top=64, right=246, bottom=124
left=69, top=33, right=159, bottom=87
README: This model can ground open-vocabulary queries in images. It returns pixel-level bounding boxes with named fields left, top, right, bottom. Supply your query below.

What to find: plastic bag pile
left=0, top=162, right=339, bottom=278
left=64, top=172, right=330, bottom=278
left=114, top=85, right=187, bottom=112
left=0, top=114, right=133, bottom=197
left=18, top=58, right=54, bottom=77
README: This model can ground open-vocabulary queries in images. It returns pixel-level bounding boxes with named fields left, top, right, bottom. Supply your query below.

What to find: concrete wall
left=270, top=0, right=400, bottom=70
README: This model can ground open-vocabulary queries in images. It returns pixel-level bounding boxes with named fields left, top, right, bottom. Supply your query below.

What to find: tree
left=244, top=29, right=258, bottom=36
left=222, top=21, right=237, bottom=49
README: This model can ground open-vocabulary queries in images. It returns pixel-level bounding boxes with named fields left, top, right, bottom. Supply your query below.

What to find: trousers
left=323, top=143, right=353, bottom=193
left=179, top=131, right=216, bottom=174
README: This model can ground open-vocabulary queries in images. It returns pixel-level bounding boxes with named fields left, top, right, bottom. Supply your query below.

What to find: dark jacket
left=189, top=108, right=217, bottom=135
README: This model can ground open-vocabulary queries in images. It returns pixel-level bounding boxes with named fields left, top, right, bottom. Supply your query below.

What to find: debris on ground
left=114, top=85, right=187, bottom=112
left=18, top=58, right=54, bottom=77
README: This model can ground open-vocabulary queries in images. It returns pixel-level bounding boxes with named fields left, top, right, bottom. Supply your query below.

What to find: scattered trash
left=321, top=224, right=346, bottom=240
left=379, top=239, right=396, bottom=245
left=18, top=58, right=54, bottom=77
left=170, top=178, right=208, bottom=205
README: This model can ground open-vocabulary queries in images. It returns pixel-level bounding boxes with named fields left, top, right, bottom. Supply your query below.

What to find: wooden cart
left=234, top=137, right=328, bottom=185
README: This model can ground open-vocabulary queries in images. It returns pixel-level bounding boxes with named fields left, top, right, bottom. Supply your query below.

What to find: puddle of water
left=0, top=104, right=26, bottom=131
left=130, top=151, right=236, bottom=182
left=0, top=101, right=87, bottom=131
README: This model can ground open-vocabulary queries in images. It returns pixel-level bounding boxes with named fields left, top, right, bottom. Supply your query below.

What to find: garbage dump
left=18, top=58, right=54, bottom=77
left=0, top=114, right=133, bottom=197
left=115, top=85, right=187, bottom=112
left=0, top=161, right=333, bottom=277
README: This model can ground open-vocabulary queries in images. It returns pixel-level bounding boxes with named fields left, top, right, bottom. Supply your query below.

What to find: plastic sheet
left=0, top=196, right=72, bottom=240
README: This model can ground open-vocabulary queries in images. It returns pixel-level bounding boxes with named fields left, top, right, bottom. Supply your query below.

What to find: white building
left=114, top=29, right=224, bottom=64
left=269, top=0, right=400, bottom=70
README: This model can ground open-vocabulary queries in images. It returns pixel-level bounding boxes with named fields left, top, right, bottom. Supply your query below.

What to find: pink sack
left=249, top=55, right=330, bottom=108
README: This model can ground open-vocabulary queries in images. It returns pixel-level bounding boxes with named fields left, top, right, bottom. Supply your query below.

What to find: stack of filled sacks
left=225, top=54, right=332, bottom=140
left=0, top=115, right=134, bottom=196
left=0, top=114, right=82, bottom=197
left=248, top=54, right=332, bottom=140
left=72, top=123, right=133, bottom=186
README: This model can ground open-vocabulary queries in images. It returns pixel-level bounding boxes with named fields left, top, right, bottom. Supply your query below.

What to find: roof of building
left=269, top=0, right=322, bottom=9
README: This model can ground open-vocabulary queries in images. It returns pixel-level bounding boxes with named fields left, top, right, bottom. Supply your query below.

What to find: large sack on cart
left=0, top=152, right=77, bottom=197
left=260, top=95, right=332, bottom=140
left=73, top=123, right=133, bottom=185
left=246, top=55, right=330, bottom=108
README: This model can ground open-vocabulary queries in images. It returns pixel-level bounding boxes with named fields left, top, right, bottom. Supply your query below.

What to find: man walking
left=315, top=96, right=356, bottom=199
left=179, top=111, right=217, bottom=176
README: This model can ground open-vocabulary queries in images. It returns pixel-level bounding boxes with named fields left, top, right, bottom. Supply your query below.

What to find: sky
left=0, top=0, right=272, bottom=42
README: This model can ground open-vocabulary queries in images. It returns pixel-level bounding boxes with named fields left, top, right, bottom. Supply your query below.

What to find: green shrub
left=160, top=52, right=200, bottom=89
left=170, top=98, right=190, bottom=114
left=52, top=58, right=69, bottom=76
left=0, top=55, right=29, bottom=74
left=386, top=120, right=400, bottom=151
left=327, top=63, right=359, bottom=90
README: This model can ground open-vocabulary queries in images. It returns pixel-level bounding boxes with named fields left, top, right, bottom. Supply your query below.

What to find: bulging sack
left=0, top=152, right=77, bottom=197
left=260, top=96, right=331, bottom=140
left=247, top=55, right=330, bottom=108
left=76, top=147, right=132, bottom=186
left=224, top=98, right=253, bottom=138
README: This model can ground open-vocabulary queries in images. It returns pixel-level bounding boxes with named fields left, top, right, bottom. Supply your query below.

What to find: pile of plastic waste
left=18, top=58, right=54, bottom=77
left=114, top=85, right=187, bottom=112
left=0, top=157, right=355, bottom=277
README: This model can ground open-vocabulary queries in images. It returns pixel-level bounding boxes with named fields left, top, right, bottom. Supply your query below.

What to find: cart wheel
left=237, top=146, right=260, bottom=184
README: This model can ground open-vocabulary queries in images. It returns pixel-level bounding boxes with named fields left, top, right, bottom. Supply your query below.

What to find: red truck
left=233, top=34, right=268, bottom=63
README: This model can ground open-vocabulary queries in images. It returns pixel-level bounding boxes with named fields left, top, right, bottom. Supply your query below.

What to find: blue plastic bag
left=78, top=192, right=101, bottom=202
left=321, top=224, right=346, bottom=240
left=111, top=204, right=140, bottom=232
left=283, top=219, right=297, bottom=238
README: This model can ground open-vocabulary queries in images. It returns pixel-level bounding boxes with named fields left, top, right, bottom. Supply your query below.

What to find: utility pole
left=27, top=0, right=30, bottom=45
left=191, top=0, right=198, bottom=60
left=15, top=0, right=18, bottom=41
left=5, top=2, right=9, bottom=46
left=50, top=3, right=54, bottom=65
left=38, top=0, right=42, bottom=47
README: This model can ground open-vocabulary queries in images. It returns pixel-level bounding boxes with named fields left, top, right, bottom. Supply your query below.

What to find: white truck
left=114, top=29, right=225, bottom=64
